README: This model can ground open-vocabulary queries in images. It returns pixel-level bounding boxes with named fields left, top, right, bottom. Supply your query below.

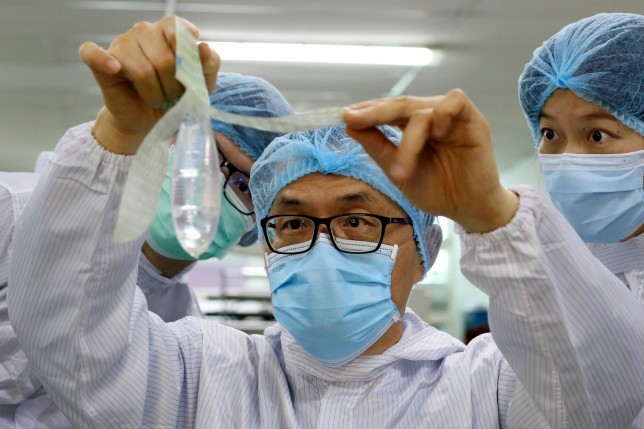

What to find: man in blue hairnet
left=8, top=14, right=644, bottom=428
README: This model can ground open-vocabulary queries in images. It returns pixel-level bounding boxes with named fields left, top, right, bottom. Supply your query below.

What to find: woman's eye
left=540, top=128, right=558, bottom=142
left=589, top=130, right=609, bottom=144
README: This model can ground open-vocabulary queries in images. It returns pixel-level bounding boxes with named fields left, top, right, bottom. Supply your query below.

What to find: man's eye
left=347, top=217, right=363, bottom=228
left=285, top=219, right=305, bottom=230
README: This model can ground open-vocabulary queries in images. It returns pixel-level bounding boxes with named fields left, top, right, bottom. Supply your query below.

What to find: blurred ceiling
left=1, top=0, right=641, bottom=173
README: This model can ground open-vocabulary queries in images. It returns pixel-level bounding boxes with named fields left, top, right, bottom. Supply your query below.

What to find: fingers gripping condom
left=113, top=18, right=347, bottom=251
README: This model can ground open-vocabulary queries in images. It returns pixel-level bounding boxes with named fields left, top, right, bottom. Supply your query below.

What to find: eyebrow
left=272, top=196, right=303, bottom=211
left=540, top=111, right=618, bottom=122
left=335, top=191, right=379, bottom=205
left=540, top=111, right=636, bottom=134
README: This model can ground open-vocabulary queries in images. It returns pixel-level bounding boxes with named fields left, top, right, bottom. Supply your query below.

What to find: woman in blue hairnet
left=344, top=12, right=643, bottom=428
left=518, top=13, right=643, bottom=305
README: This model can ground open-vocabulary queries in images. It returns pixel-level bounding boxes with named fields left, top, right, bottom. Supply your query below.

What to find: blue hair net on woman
left=208, top=72, right=293, bottom=246
left=518, top=13, right=644, bottom=146
left=210, top=72, right=294, bottom=160
left=249, top=126, right=443, bottom=274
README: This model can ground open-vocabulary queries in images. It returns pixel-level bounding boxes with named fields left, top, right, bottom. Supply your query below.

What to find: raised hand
left=344, top=89, right=518, bottom=233
left=78, top=16, right=220, bottom=154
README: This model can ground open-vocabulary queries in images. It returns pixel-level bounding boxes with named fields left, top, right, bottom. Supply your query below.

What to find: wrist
left=93, top=108, right=149, bottom=155
left=142, top=242, right=194, bottom=278
left=457, top=189, right=519, bottom=233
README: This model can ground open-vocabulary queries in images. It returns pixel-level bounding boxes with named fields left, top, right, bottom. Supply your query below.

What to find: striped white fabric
left=6, top=122, right=644, bottom=428
left=0, top=252, right=202, bottom=429
left=586, top=234, right=644, bottom=429
left=0, top=173, right=50, bottom=428
left=0, top=173, right=40, bottom=286
left=459, top=185, right=644, bottom=429
left=587, top=235, right=644, bottom=308
left=0, top=168, right=205, bottom=427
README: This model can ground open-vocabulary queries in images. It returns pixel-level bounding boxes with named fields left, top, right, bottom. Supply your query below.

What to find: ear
left=412, top=253, right=425, bottom=285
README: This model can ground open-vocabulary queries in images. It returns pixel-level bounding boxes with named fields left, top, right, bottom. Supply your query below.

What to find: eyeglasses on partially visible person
left=218, top=149, right=254, bottom=216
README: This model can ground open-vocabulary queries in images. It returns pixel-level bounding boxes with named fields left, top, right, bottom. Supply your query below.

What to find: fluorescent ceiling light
left=207, top=42, right=442, bottom=66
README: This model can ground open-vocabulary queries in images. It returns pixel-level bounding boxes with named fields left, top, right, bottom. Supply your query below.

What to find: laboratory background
left=1, top=0, right=640, bottom=341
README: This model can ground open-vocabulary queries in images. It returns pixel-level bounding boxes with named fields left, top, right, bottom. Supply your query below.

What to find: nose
left=562, top=138, right=588, bottom=154
left=541, top=137, right=588, bottom=155
left=318, top=223, right=331, bottom=235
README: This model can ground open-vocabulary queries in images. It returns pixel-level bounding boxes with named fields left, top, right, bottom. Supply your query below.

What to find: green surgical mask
left=147, top=171, right=254, bottom=261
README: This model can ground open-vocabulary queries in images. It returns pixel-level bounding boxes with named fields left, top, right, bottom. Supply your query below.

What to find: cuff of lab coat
left=455, top=185, right=545, bottom=246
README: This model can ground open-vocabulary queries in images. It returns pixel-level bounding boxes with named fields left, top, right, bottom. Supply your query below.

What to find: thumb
left=346, top=126, right=412, bottom=182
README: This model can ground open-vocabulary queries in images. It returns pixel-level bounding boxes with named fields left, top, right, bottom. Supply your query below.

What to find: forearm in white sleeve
left=137, top=253, right=203, bottom=322
left=7, top=123, right=200, bottom=428
left=459, top=185, right=644, bottom=429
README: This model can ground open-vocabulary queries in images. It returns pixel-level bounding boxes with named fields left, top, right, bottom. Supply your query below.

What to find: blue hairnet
left=209, top=72, right=293, bottom=246
left=518, top=13, right=644, bottom=146
left=210, top=72, right=294, bottom=160
left=249, top=126, right=443, bottom=274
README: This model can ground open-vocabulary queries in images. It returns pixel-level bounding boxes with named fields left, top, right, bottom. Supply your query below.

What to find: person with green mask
left=133, top=70, right=293, bottom=323
left=139, top=70, right=293, bottom=313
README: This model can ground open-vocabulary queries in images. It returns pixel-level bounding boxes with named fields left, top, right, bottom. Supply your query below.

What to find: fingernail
left=344, top=108, right=364, bottom=118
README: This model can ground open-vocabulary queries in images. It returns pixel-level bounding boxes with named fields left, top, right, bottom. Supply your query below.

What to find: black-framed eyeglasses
left=218, top=151, right=253, bottom=215
left=261, top=213, right=413, bottom=255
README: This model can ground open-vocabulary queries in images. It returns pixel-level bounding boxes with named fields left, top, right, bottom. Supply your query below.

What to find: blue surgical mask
left=147, top=172, right=254, bottom=260
left=539, top=150, right=644, bottom=243
left=266, top=234, right=400, bottom=367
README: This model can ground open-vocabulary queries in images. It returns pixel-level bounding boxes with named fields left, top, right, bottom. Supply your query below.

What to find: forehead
left=540, top=90, right=643, bottom=138
left=270, top=173, right=404, bottom=214
left=214, top=131, right=254, bottom=173
left=541, top=90, right=616, bottom=122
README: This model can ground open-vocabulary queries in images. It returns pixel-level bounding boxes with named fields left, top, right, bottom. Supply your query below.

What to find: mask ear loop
left=389, top=244, right=399, bottom=261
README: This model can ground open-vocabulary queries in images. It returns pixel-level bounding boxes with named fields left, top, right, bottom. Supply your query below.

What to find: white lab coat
left=586, top=224, right=644, bottom=428
left=0, top=171, right=202, bottom=428
left=587, top=235, right=644, bottom=308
